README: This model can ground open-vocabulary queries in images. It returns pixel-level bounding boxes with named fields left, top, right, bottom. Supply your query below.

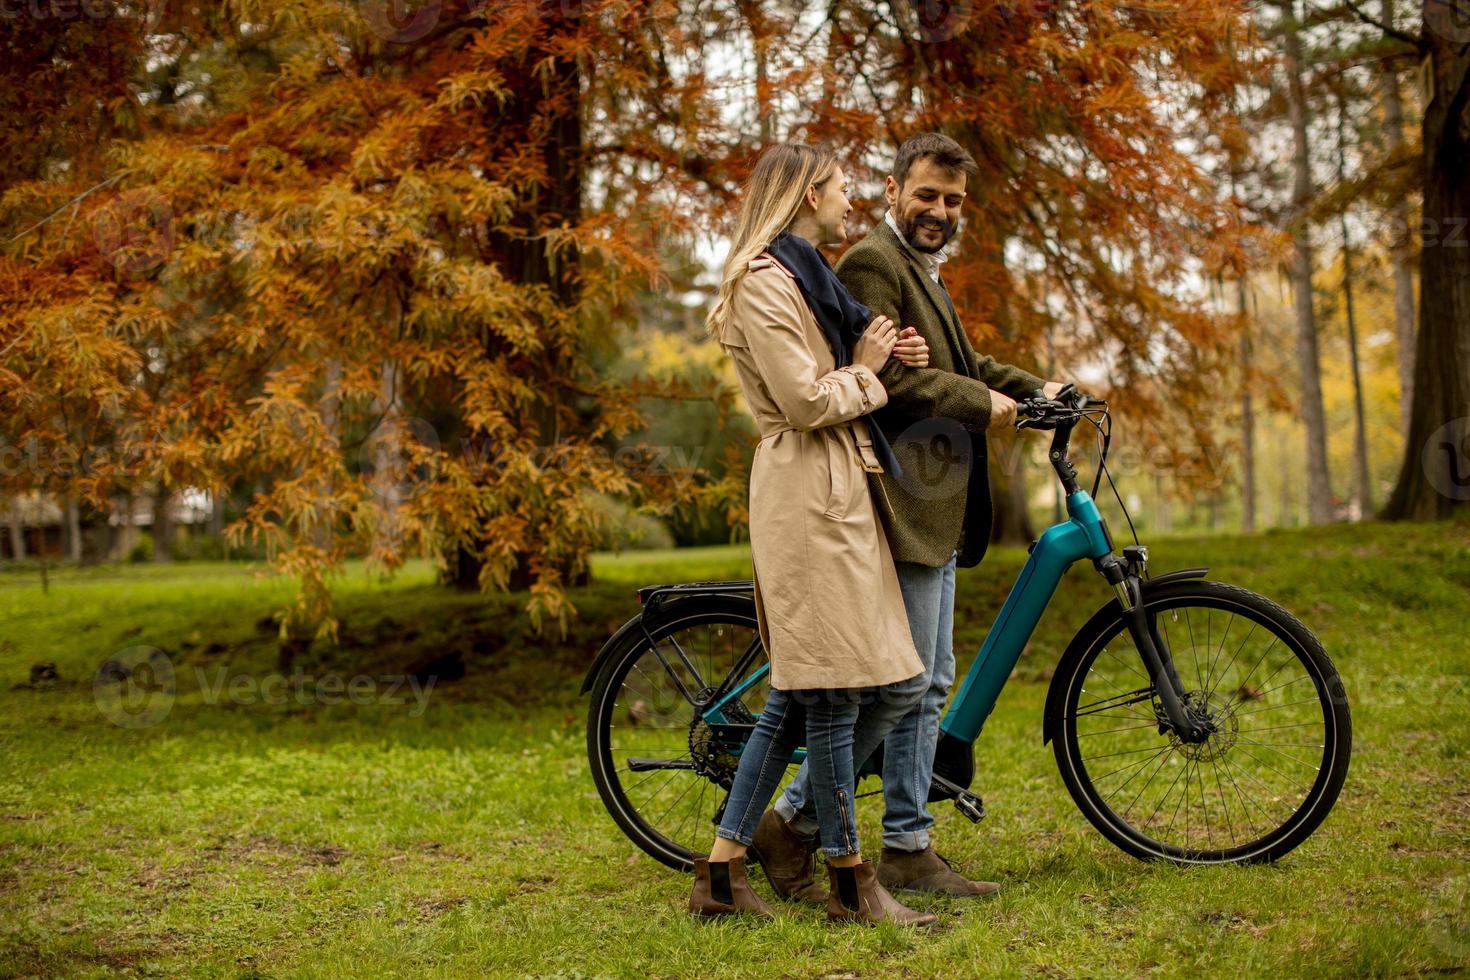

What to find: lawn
left=2, top=519, right=1468, bottom=977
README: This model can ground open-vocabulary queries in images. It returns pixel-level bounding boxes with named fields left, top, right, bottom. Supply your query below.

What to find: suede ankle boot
left=688, top=856, right=775, bottom=919
left=826, top=860, right=938, bottom=928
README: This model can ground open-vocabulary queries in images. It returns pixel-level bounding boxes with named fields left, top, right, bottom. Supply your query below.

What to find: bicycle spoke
left=1228, top=695, right=1320, bottom=718
left=1201, top=612, right=1234, bottom=695
left=1232, top=736, right=1320, bottom=770
left=1079, top=721, right=1159, bottom=737
left=1119, top=746, right=1176, bottom=820
left=1074, top=686, right=1154, bottom=718
left=1209, top=753, right=1236, bottom=847
left=1204, top=620, right=1257, bottom=702
left=1091, top=750, right=1169, bottom=783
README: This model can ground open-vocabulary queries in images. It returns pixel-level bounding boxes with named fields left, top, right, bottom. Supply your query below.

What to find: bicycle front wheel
left=1052, top=580, right=1351, bottom=864
left=587, top=597, right=780, bottom=872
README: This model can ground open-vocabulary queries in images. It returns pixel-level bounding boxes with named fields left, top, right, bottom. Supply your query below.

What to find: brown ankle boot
left=688, top=856, right=775, bottom=919
left=750, top=809, right=828, bottom=904
left=877, top=846, right=1001, bottom=898
left=826, top=861, right=938, bottom=928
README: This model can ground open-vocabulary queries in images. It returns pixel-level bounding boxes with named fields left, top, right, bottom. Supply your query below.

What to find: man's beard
left=898, top=212, right=957, bottom=253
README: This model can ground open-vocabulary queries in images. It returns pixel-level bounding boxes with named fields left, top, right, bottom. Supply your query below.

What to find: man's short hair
left=892, top=133, right=978, bottom=188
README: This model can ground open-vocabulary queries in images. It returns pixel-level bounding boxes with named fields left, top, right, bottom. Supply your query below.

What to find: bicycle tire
left=1051, top=580, right=1351, bottom=864
left=587, top=597, right=775, bottom=872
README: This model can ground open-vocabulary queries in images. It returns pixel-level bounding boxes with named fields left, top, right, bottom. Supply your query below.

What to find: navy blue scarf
left=766, top=232, right=903, bottom=479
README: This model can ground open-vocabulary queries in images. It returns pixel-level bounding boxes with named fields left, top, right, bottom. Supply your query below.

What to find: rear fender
left=579, top=589, right=758, bottom=695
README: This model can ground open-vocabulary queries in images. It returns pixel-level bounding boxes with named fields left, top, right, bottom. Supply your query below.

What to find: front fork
left=1094, top=547, right=1213, bottom=744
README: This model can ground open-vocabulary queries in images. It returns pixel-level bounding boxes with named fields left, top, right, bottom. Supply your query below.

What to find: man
left=752, top=133, right=1066, bottom=901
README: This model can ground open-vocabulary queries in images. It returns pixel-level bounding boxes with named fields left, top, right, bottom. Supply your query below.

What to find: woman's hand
left=853, top=315, right=897, bottom=375
left=893, top=327, right=929, bottom=368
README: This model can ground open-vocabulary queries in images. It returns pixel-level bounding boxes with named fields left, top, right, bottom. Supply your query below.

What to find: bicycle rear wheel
left=586, top=598, right=786, bottom=871
left=1052, top=580, right=1351, bottom=864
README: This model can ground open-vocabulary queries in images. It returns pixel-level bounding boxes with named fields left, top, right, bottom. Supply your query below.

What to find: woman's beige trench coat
left=718, top=254, right=923, bottom=692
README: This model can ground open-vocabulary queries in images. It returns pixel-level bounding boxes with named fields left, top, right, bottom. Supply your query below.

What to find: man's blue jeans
left=775, top=549, right=958, bottom=852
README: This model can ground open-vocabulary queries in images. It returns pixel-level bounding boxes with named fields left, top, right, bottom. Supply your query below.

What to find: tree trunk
left=152, top=487, right=173, bottom=562
left=450, top=11, right=587, bottom=591
left=1154, top=473, right=1171, bottom=533
left=116, top=492, right=134, bottom=560
left=988, top=431, right=1034, bottom=546
left=1278, top=0, right=1335, bottom=524
left=1382, top=13, right=1470, bottom=520
left=1280, top=455, right=1296, bottom=526
left=1238, top=278, right=1257, bottom=533
left=1380, top=0, right=1417, bottom=437
left=1337, top=85, right=1374, bottom=519
left=315, top=357, right=342, bottom=553
left=65, top=495, right=82, bottom=562
left=209, top=486, right=225, bottom=537
left=7, top=498, right=24, bottom=561
left=372, top=359, right=403, bottom=556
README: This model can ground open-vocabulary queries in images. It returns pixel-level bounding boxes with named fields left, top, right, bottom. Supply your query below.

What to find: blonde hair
left=706, top=143, right=838, bottom=338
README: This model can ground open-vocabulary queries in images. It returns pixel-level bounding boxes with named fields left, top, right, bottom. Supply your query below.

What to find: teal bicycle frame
left=700, top=488, right=1114, bottom=756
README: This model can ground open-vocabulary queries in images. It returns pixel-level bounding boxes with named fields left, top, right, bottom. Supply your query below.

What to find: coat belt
left=754, top=417, right=885, bottom=474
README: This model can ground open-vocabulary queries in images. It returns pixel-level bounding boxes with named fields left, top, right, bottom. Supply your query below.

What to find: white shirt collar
left=884, top=210, right=949, bottom=283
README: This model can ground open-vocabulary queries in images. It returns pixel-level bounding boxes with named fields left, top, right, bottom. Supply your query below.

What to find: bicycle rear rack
left=636, top=580, right=755, bottom=613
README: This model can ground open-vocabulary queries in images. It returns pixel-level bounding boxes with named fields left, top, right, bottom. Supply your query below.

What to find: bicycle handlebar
left=1015, top=384, right=1106, bottom=431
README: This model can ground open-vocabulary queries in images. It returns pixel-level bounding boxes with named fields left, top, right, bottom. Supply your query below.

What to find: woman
left=691, top=143, right=937, bottom=927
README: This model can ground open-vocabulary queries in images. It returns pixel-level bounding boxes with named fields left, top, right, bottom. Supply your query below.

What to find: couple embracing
left=694, top=134, right=1068, bottom=926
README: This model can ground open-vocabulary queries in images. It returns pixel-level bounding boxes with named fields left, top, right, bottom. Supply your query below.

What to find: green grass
left=2, top=520, right=1468, bottom=977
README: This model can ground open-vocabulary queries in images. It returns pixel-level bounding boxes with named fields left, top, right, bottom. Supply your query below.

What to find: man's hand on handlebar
left=1015, top=383, right=1106, bottom=430
left=989, top=390, right=1018, bottom=428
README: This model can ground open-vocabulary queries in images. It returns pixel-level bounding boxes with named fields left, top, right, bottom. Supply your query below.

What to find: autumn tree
left=1, top=1, right=738, bottom=633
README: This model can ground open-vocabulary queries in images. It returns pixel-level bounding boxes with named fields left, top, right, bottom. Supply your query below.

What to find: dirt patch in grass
left=206, top=832, right=350, bottom=870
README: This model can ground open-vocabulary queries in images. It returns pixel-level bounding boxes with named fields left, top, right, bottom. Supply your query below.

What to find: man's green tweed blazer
left=835, top=220, right=1044, bottom=568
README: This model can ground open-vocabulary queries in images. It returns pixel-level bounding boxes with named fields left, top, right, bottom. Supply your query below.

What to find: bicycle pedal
left=954, top=791, right=986, bottom=824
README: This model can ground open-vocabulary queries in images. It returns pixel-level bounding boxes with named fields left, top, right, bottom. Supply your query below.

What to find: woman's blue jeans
left=714, top=687, right=864, bottom=858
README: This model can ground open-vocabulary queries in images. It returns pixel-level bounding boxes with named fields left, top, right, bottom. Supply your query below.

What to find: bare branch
left=1338, top=0, right=1424, bottom=49
left=5, top=170, right=134, bottom=246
